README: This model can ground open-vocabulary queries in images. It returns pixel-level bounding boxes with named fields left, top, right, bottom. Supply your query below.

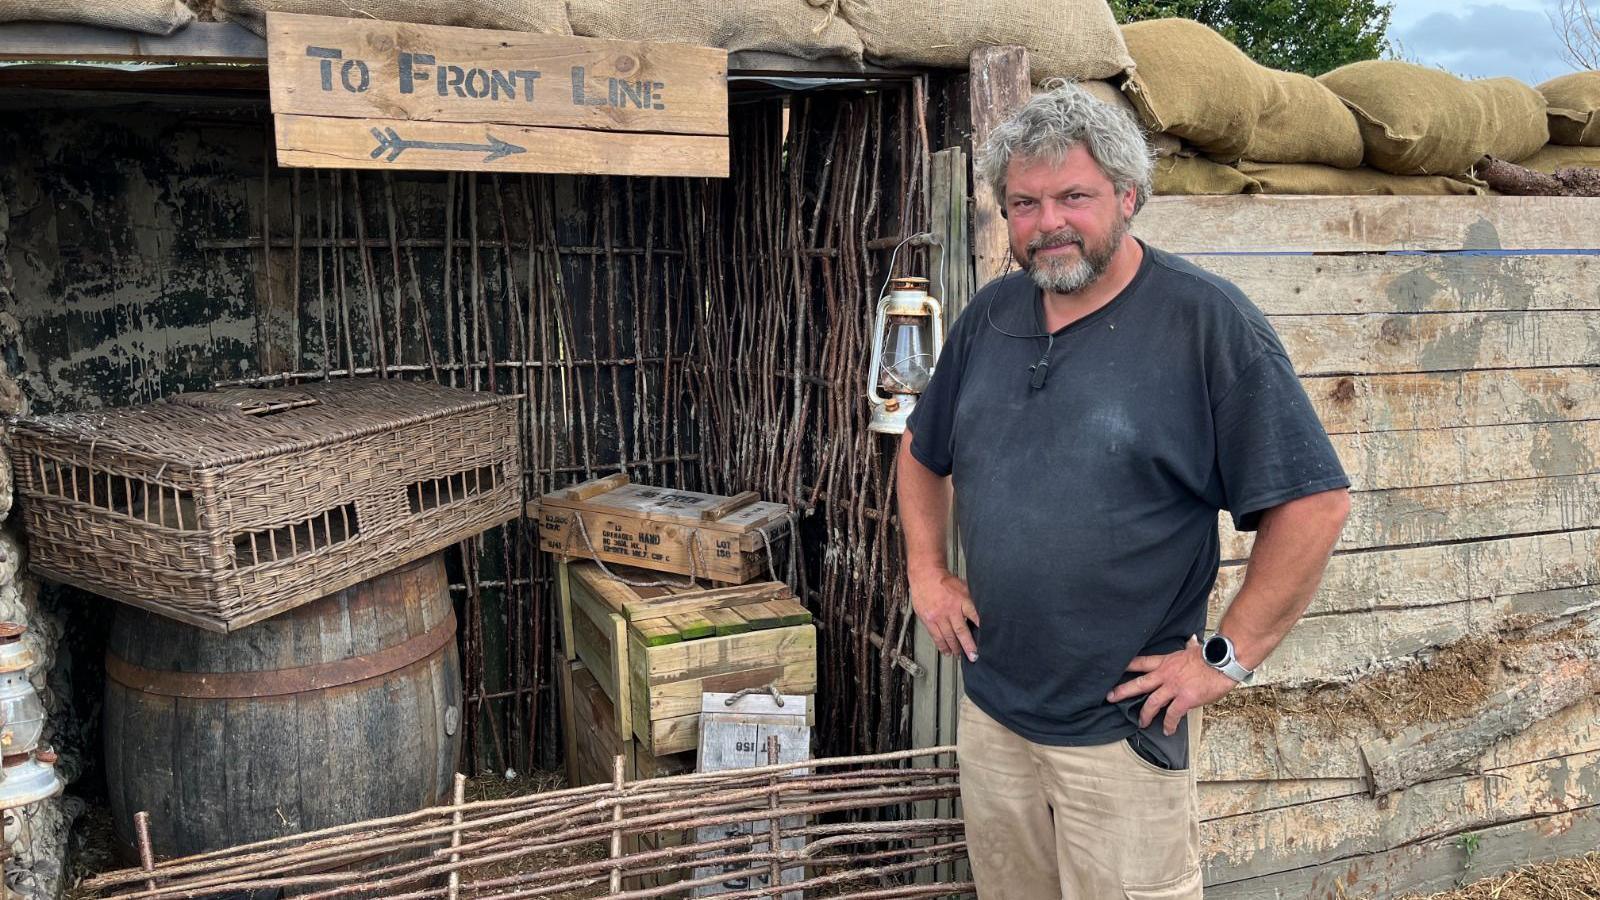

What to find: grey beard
left=1028, top=252, right=1101, bottom=294
left=1026, top=220, right=1127, bottom=295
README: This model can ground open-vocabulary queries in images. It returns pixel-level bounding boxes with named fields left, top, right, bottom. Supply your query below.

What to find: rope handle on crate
left=564, top=507, right=704, bottom=589
left=758, top=510, right=800, bottom=592
left=724, top=683, right=784, bottom=707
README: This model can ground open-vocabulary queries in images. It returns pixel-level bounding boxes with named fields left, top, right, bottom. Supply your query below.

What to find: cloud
left=1394, top=2, right=1570, bottom=83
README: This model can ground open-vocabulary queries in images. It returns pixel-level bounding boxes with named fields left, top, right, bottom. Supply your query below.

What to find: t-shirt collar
left=988, top=238, right=1154, bottom=337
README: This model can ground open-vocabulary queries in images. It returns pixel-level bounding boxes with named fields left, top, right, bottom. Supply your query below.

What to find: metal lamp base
left=869, top=396, right=918, bottom=435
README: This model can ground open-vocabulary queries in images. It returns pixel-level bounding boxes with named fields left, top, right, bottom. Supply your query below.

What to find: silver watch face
left=1203, top=634, right=1231, bottom=667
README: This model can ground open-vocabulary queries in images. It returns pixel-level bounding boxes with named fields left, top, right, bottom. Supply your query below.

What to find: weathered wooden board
left=560, top=659, right=693, bottom=789
left=636, top=644, right=816, bottom=721
left=1197, top=679, right=1600, bottom=784
left=569, top=594, right=621, bottom=701
left=1206, top=804, right=1600, bottom=899
left=624, top=585, right=794, bottom=624
left=1361, top=657, right=1600, bottom=795
left=1213, top=528, right=1600, bottom=619
left=0, top=21, right=267, bottom=64
left=1134, top=195, right=1600, bottom=252
left=641, top=700, right=817, bottom=761
left=1327, top=420, right=1600, bottom=492
left=275, top=114, right=729, bottom=177
left=968, top=46, right=1030, bottom=288
left=1221, top=472, right=1600, bottom=559
left=1235, top=588, right=1598, bottom=687
left=1202, top=747, right=1600, bottom=882
left=1199, top=778, right=1368, bottom=821
left=1191, top=253, right=1600, bottom=315
left=539, top=475, right=786, bottom=531
left=628, top=624, right=817, bottom=754
left=1306, top=367, right=1600, bottom=436
left=267, top=12, right=728, bottom=136
left=1268, top=311, right=1600, bottom=376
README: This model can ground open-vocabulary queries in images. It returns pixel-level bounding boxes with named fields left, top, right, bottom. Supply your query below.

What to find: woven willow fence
left=83, top=747, right=971, bottom=899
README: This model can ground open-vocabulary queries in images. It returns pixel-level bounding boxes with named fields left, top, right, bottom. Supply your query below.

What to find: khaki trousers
left=957, top=696, right=1202, bottom=899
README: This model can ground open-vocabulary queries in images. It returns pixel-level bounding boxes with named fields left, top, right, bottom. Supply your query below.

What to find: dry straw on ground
left=1402, top=852, right=1600, bottom=900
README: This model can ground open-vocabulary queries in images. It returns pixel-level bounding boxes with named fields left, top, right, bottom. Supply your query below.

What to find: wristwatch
left=1203, top=633, right=1255, bottom=684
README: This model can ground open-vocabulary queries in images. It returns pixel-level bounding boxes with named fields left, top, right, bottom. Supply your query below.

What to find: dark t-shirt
left=907, top=242, right=1349, bottom=757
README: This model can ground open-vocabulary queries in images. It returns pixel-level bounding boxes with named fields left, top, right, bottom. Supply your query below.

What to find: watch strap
left=1216, top=657, right=1254, bottom=683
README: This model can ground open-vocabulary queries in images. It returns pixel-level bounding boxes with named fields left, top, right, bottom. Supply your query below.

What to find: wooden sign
left=266, top=12, right=729, bottom=177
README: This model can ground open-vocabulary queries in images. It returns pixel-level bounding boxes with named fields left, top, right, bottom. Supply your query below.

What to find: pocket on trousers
left=1123, top=866, right=1202, bottom=899
left=1119, top=735, right=1188, bottom=777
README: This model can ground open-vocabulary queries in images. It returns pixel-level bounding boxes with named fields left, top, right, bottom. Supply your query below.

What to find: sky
left=1389, top=0, right=1581, bottom=84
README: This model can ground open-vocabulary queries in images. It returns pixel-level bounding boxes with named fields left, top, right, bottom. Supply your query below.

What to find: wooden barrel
left=104, top=552, right=462, bottom=858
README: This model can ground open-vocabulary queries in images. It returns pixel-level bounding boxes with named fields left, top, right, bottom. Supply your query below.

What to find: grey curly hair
left=977, top=80, right=1154, bottom=216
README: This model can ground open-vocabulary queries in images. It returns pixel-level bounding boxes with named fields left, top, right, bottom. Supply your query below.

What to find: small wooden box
left=532, top=475, right=791, bottom=585
left=558, top=560, right=816, bottom=756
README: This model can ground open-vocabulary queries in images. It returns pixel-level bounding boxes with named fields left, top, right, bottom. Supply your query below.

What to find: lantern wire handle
left=877, top=232, right=939, bottom=306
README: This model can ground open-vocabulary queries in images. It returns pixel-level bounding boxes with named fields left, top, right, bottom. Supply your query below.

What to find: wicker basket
left=9, top=379, right=521, bottom=632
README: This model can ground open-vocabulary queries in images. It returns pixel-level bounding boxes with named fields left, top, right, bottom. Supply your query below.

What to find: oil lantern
left=867, top=276, right=944, bottom=434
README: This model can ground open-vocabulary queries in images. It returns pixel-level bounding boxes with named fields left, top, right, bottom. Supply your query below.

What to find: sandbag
left=839, top=0, right=1132, bottom=82
left=1235, top=162, right=1486, bottom=196
left=1078, top=79, right=1136, bottom=117
left=1, top=0, right=193, bottom=34
left=1318, top=60, right=1547, bottom=176
left=1151, top=157, right=1257, bottom=195
left=1251, top=73, right=1364, bottom=168
left=215, top=0, right=571, bottom=35
left=1121, top=19, right=1361, bottom=167
left=1075, top=79, right=1180, bottom=156
left=570, top=0, right=862, bottom=61
left=1538, top=71, right=1600, bottom=146
left=1513, top=144, right=1600, bottom=173
left=1122, top=20, right=1269, bottom=161
left=1147, top=131, right=1184, bottom=158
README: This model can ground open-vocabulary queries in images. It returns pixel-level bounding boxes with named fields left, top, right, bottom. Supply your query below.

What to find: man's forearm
left=896, top=430, right=953, bottom=578
left=1216, top=488, right=1350, bottom=670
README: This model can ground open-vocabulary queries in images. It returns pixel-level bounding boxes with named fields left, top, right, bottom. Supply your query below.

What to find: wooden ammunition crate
left=559, top=560, right=816, bottom=756
left=532, top=474, right=791, bottom=584
left=10, top=379, right=521, bottom=631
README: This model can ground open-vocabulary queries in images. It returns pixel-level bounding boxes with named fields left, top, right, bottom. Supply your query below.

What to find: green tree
left=1110, top=0, right=1394, bottom=75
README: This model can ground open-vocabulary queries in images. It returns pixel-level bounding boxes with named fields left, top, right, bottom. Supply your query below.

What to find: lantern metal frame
left=867, top=276, right=944, bottom=434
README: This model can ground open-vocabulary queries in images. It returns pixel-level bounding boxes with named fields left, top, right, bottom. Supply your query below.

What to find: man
left=896, top=82, right=1351, bottom=899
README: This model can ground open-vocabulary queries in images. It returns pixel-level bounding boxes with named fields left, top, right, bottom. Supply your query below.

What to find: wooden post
left=968, top=46, right=1032, bottom=289
left=252, top=149, right=298, bottom=377
left=447, top=772, right=467, bottom=900
left=914, top=150, right=976, bottom=874
left=609, top=754, right=626, bottom=894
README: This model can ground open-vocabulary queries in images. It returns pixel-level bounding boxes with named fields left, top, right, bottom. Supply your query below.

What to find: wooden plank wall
left=1134, top=196, right=1600, bottom=897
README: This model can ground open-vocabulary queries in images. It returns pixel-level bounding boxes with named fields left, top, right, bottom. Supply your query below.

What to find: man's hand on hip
left=1106, top=636, right=1235, bottom=736
left=909, top=569, right=980, bottom=663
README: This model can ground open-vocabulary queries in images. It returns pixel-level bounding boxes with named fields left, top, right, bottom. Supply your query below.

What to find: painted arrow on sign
left=368, top=127, right=527, bottom=163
